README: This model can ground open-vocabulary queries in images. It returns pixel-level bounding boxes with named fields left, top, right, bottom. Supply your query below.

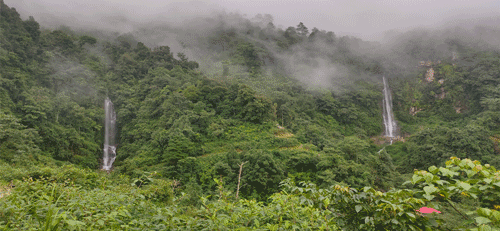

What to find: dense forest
left=1, top=0, right=500, bottom=230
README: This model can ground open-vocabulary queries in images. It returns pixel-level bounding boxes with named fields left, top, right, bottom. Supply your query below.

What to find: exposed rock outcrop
left=410, top=106, right=422, bottom=116
left=425, top=68, right=434, bottom=82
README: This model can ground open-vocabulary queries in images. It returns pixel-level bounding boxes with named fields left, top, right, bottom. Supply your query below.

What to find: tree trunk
left=236, top=161, right=248, bottom=200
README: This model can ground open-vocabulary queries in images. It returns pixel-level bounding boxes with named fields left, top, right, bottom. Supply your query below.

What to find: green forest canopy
left=1, top=1, right=500, bottom=229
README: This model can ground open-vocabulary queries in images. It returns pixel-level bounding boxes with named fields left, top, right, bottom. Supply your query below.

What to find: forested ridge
left=1, top=0, right=500, bottom=229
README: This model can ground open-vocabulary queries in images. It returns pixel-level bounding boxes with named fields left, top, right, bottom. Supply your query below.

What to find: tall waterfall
left=103, top=98, right=116, bottom=171
left=382, top=76, right=398, bottom=140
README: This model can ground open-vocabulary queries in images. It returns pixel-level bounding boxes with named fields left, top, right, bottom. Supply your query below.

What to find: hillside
left=1, top=1, right=500, bottom=229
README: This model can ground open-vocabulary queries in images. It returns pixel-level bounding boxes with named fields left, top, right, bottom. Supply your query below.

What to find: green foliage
left=317, top=145, right=375, bottom=189
left=78, top=35, right=97, bottom=47
left=48, top=30, right=80, bottom=55
left=405, top=157, right=500, bottom=230
left=296, top=22, right=309, bottom=37
left=2, top=2, right=500, bottom=229
left=234, top=85, right=275, bottom=123
left=280, top=179, right=430, bottom=230
left=234, top=42, right=262, bottom=74
left=0, top=111, right=40, bottom=164
left=0, top=164, right=106, bottom=189
left=277, top=26, right=302, bottom=49
left=239, top=150, right=287, bottom=200
left=23, top=16, right=41, bottom=43
left=0, top=165, right=337, bottom=230
left=1, top=177, right=140, bottom=230
left=400, top=125, right=494, bottom=174
left=132, top=171, right=174, bottom=203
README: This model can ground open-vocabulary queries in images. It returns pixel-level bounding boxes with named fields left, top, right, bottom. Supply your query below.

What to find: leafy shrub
left=270, top=136, right=300, bottom=148
left=132, top=171, right=174, bottom=203
left=137, top=178, right=173, bottom=203
left=406, top=157, right=500, bottom=230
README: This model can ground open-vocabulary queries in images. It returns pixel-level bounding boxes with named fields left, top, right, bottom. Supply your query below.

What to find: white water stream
left=382, top=76, right=398, bottom=143
left=103, top=98, right=116, bottom=171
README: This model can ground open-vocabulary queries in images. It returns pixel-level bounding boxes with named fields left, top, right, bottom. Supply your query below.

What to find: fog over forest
left=8, top=0, right=500, bottom=40
left=3, top=1, right=500, bottom=230
left=6, top=0, right=500, bottom=91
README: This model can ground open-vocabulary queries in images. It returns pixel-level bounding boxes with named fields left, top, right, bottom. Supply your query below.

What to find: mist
left=7, top=0, right=500, bottom=91
left=9, top=0, right=500, bottom=39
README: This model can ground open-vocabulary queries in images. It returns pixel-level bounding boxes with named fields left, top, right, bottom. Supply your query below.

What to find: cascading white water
left=103, top=98, right=116, bottom=171
left=382, top=76, right=398, bottom=142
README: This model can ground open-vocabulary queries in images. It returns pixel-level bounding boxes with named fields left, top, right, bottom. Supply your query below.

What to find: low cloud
left=8, top=0, right=500, bottom=91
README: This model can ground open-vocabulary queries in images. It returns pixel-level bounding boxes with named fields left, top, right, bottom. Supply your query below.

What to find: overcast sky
left=6, top=0, right=500, bottom=41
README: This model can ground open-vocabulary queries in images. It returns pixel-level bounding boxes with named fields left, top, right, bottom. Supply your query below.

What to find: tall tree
left=296, top=22, right=309, bottom=37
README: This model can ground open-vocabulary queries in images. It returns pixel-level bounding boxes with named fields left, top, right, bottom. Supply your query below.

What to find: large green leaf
left=423, top=173, right=434, bottom=183
left=475, top=216, right=492, bottom=225
left=423, top=194, right=435, bottom=200
left=412, top=175, right=423, bottom=184
left=478, top=224, right=493, bottom=231
left=477, top=208, right=492, bottom=217
left=492, top=210, right=500, bottom=221
left=423, top=185, right=437, bottom=195
left=458, top=181, right=471, bottom=191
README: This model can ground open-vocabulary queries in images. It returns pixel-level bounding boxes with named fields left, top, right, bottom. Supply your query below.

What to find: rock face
left=410, top=107, right=422, bottom=116
left=392, top=136, right=405, bottom=142
left=425, top=68, right=434, bottom=82
left=371, top=135, right=405, bottom=145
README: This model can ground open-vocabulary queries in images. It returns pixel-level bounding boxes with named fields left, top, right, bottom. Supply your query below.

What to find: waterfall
left=103, top=98, right=116, bottom=171
left=382, top=76, right=398, bottom=142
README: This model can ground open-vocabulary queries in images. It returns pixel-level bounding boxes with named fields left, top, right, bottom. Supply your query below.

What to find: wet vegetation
left=2, top=0, right=500, bottom=229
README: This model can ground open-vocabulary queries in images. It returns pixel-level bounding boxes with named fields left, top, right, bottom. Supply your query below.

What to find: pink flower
left=416, top=207, right=441, bottom=214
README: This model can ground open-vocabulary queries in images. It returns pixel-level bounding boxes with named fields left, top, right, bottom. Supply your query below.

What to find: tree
left=241, top=150, right=286, bottom=200
left=23, top=16, right=40, bottom=42
left=326, top=31, right=336, bottom=44
left=278, top=26, right=301, bottom=49
left=151, top=46, right=174, bottom=69
left=234, top=86, right=274, bottom=123
left=308, top=27, right=320, bottom=42
left=78, top=35, right=97, bottom=47
left=236, top=161, right=248, bottom=199
left=177, top=52, right=199, bottom=70
left=337, top=36, right=350, bottom=53
left=0, top=111, right=40, bottom=164
left=116, top=53, right=138, bottom=82
left=235, top=42, right=261, bottom=74
left=266, top=22, right=275, bottom=30
left=402, top=125, right=494, bottom=174
left=0, top=2, right=37, bottom=63
left=164, top=132, right=193, bottom=164
left=296, top=22, right=309, bottom=37
left=49, top=30, right=78, bottom=55
left=134, top=42, right=151, bottom=61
